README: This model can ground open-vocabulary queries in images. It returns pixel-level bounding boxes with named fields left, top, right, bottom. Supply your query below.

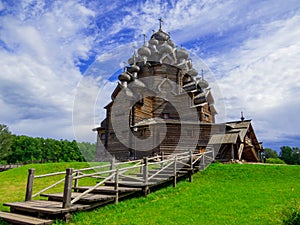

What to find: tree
left=280, top=146, right=295, bottom=165
left=264, top=148, right=278, bottom=158
left=292, top=147, right=300, bottom=165
left=0, top=124, right=12, bottom=163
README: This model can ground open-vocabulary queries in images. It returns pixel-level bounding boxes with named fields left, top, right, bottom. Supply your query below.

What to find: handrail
left=148, top=161, right=173, bottom=180
left=25, top=149, right=216, bottom=207
left=71, top=173, right=115, bottom=205
left=32, top=177, right=66, bottom=198
left=34, top=171, right=66, bottom=179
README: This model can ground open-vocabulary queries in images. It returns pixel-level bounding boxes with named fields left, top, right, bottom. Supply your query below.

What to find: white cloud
left=211, top=13, right=300, bottom=144
left=0, top=1, right=97, bottom=141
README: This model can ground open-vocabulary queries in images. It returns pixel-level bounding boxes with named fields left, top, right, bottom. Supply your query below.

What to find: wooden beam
left=62, top=168, right=73, bottom=209
left=173, top=156, right=177, bottom=188
left=25, top=169, right=35, bottom=201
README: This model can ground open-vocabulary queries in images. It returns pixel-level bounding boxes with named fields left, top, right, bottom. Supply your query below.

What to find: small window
left=205, top=114, right=210, bottom=120
left=100, top=133, right=106, bottom=140
left=163, top=113, right=169, bottom=119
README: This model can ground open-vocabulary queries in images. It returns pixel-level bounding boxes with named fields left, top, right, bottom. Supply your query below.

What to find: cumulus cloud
left=210, top=13, right=300, bottom=146
left=0, top=0, right=96, bottom=140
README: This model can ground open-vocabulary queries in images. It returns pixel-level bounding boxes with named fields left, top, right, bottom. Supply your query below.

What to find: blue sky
left=0, top=0, right=300, bottom=151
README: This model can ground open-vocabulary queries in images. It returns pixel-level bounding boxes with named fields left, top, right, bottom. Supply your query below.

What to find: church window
left=163, top=113, right=169, bottom=119
left=100, top=133, right=106, bottom=140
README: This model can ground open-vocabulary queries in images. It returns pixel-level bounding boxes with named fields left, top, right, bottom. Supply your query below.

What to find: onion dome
left=118, top=71, right=131, bottom=82
left=149, top=38, right=159, bottom=46
left=187, top=68, right=198, bottom=77
left=159, top=42, right=173, bottom=55
left=177, top=47, right=189, bottom=60
left=149, top=44, right=158, bottom=53
left=128, top=52, right=137, bottom=65
left=138, top=45, right=151, bottom=58
left=197, top=78, right=209, bottom=89
left=151, top=30, right=170, bottom=41
left=127, top=64, right=140, bottom=73
left=168, top=40, right=175, bottom=48
left=128, top=56, right=134, bottom=65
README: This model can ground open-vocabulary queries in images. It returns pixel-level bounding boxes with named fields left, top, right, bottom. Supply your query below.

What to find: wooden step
left=105, top=181, right=157, bottom=188
left=120, top=177, right=169, bottom=183
left=4, top=200, right=90, bottom=215
left=73, top=186, right=142, bottom=194
left=40, top=192, right=114, bottom=204
left=0, top=211, right=53, bottom=225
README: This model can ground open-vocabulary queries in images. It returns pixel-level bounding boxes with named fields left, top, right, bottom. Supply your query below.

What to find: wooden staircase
left=0, top=150, right=215, bottom=224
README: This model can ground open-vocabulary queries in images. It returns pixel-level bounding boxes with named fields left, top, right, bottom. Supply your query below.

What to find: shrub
left=266, top=158, right=286, bottom=164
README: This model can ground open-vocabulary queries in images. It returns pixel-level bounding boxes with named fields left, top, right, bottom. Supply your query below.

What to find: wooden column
left=231, top=144, right=234, bottom=160
left=160, top=152, right=164, bottom=170
left=63, top=168, right=73, bottom=209
left=189, top=150, right=193, bottom=182
left=202, top=152, right=205, bottom=169
left=110, top=157, right=115, bottom=179
left=25, top=169, right=35, bottom=201
left=74, top=170, right=79, bottom=191
left=161, top=152, right=164, bottom=161
left=212, top=146, right=215, bottom=161
left=114, top=169, right=119, bottom=205
left=143, top=157, right=149, bottom=196
left=173, top=156, right=177, bottom=188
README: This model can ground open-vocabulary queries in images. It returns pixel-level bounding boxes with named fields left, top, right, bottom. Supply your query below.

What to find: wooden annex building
left=93, top=22, right=263, bottom=162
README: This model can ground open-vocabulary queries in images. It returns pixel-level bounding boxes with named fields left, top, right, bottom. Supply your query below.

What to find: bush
left=266, top=158, right=286, bottom=164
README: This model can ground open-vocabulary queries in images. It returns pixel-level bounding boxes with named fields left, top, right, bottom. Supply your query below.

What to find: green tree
left=292, top=147, right=300, bottom=165
left=264, top=148, right=278, bottom=158
left=0, top=124, right=12, bottom=163
left=280, top=146, right=295, bottom=165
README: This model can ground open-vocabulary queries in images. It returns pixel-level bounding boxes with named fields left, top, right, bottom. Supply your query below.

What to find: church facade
left=93, top=23, right=263, bottom=162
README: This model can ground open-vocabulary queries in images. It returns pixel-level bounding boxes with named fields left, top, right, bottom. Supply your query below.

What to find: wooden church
left=93, top=22, right=263, bottom=162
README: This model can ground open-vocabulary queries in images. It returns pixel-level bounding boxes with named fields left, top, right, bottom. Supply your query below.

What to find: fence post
left=25, top=168, right=35, bottom=201
left=115, top=169, right=119, bottom=205
left=110, top=156, right=115, bottom=180
left=203, top=152, right=206, bottom=169
left=74, top=170, right=79, bottom=192
left=160, top=152, right=164, bottom=169
left=173, top=155, right=177, bottom=188
left=189, top=150, right=193, bottom=182
left=63, top=168, right=73, bottom=209
left=143, top=157, right=149, bottom=196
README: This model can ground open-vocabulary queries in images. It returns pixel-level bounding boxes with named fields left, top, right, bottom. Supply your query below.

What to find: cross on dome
left=159, top=18, right=163, bottom=30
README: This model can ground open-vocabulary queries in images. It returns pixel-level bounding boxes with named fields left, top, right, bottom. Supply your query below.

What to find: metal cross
left=159, top=18, right=163, bottom=30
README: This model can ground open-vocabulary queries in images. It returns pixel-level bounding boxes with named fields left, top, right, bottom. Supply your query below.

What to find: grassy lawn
left=0, top=162, right=101, bottom=212
left=1, top=163, right=300, bottom=224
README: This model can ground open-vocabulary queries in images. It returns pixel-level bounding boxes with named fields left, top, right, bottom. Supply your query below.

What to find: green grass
left=0, top=162, right=104, bottom=212
left=1, top=163, right=300, bottom=224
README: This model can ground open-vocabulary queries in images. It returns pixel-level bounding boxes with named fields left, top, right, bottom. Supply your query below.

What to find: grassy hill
left=0, top=163, right=299, bottom=224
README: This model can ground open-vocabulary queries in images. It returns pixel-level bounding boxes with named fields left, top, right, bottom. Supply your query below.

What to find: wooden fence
left=24, top=149, right=215, bottom=209
left=0, top=164, right=22, bottom=172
